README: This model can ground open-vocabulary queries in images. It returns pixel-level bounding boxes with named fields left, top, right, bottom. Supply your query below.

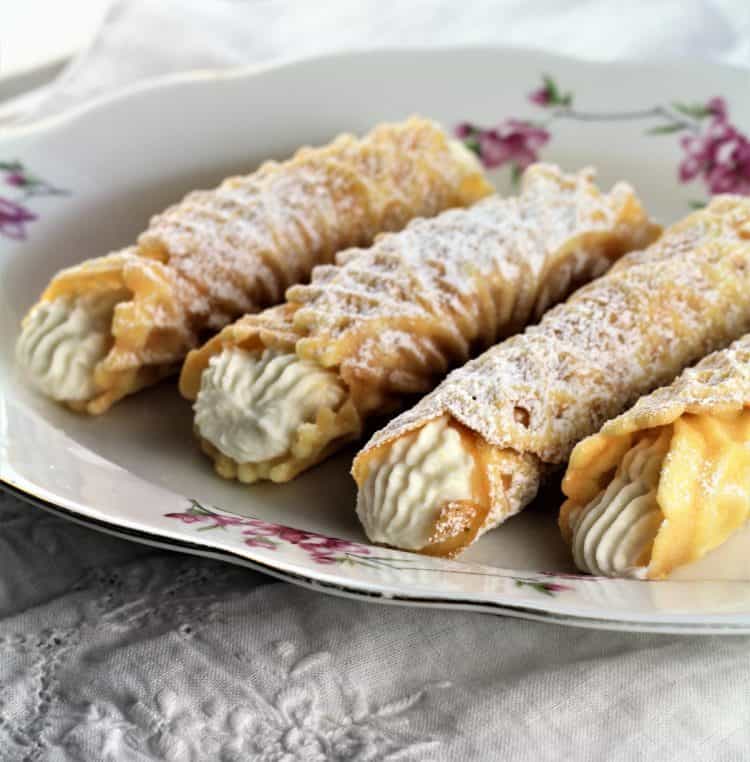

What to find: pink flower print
left=164, top=501, right=372, bottom=565
left=679, top=110, right=750, bottom=195
left=164, top=512, right=207, bottom=525
left=542, top=582, right=572, bottom=593
left=485, top=120, right=550, bottom=169
left=210, top=514, right=248, bottom=528
left=679, top=120, right=730, bottom=183
left=165, top=505, right=249, bottom=529
left=706, top=136, right=750, bottom=195
left=277, top=527, right=315, bottom=544
left=706, top=96, right=727, bottom=120
left=5, top=172, right=27, bottom=188
left=238, top=519, right=371, bottom=562
left=309, top=552, right=338, bottom=564
left=528, top=87, right=551, bottom=107
left=300, top=536, right=370, bottom=554
left=0, top=162, right=68, bottom=239
left=0, top=197, right=36, bottom=240
left=456, top=120, right=550, bottom=172
left=527, top=75, right=572, bottom=108
left=242, top=519, right=282, bottom=536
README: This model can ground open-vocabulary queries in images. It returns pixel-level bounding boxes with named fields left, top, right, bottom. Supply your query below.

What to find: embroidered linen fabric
left=2, top=1, right=750, bottom=760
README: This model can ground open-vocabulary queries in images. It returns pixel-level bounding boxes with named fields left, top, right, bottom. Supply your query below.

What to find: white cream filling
left=356, top=417, right=475, bottom=550
left=16, top=292, right=123, bottom=402
left=568, top=438, right=666, bottom=578
left=194, top=347, right=347, bottom=464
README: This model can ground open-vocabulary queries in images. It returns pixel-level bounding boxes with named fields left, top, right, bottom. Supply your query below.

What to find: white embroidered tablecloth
left=2, top=2, right=750, bottom=759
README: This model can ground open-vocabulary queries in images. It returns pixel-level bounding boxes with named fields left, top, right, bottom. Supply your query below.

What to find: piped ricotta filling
left=194, top=347, right=347, bottom=464
left=568, top=436, right=667, bottom=578
left=16, top=292, right=125, bottom=402
left=356, top=416, right=475, bottom=549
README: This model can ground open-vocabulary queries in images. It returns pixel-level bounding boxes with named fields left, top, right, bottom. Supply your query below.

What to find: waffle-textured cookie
left=180, top=163, right=659, bottom=483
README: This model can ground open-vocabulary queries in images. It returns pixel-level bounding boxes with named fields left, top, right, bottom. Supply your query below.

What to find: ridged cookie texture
left=353, top=196, right=750, bottom=556
left=20, top=117, right=491, bottom=414
left=181, top=163, right=659, bottom=483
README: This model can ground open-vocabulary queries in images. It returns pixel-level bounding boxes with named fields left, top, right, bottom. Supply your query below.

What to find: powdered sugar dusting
left=601, top=332, right=750, bottom=437
left=185, top=163, right=657, bottom=484
left=362, top=195, right=750, bottom=465
left=31, top=118, right=491, bottom=413
left=289, top=163, right=658, bottom=412
left=138, top=118, right=491, bottom=321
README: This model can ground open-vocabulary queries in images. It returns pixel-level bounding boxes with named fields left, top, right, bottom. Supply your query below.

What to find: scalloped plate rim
left=3, top=477, right=750, bottom=635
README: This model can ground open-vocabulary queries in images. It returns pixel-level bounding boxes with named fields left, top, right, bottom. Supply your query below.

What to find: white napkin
left=3, top=2, right=750, bottom=759
left=3, top=0, right=750, bottom=124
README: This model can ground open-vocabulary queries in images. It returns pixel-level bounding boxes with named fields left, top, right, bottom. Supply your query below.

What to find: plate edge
left=3, top=476, right=749, bottom=636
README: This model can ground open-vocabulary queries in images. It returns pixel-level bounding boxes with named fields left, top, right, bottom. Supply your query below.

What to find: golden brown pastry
left=560, top=334, right=750, bottom=579
left=179, top=164, right=658, bottom=483
left=16, top=117, right=491, bottom=414
left=353, top=196, right=750, bottom=557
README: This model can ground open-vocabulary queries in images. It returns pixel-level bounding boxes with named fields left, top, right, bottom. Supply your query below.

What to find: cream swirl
left=16, top=292, right=124, bottom=402
left=194, top=347, right=347, bottom=464
left=568, top=436, right=667, bottom=578
left=356, top=416, right=475, bottom=550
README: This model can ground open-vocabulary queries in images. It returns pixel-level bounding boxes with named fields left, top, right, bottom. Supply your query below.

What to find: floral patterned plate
left=2, top=47, right=750, bottom=634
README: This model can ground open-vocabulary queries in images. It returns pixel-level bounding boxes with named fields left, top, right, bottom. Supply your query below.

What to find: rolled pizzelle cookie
left=353, top=196, right=750, bottom=557
left=560, top=333, right=750, bottom=579
left=16, top=117, right=491, bottom=414
left=180, top=163, right=659, bottom=483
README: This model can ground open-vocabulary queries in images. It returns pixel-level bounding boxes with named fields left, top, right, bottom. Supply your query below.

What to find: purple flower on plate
left=706, top=96, right=728, bottom=120
left=678, top=97, right=750, bottom=195
left=156, top=502, right=377, bottom=564
left=300, top=536, right=370, bottom=554
left=277, top=527, right=316, bottom=544
left=164, top=512, right=206, bottom=525
left=455, top=120, right=550, bottom=172
left=209, top=514, right=248, bottom=528
left=242, top=520, right=282, bottom=537
left=236, top=526, right=371, bottom=563
left=306, top=551, right=338, bottom=565
left=0, top=197, right=37, bottom=240
left=542, top=582, right=573, bottom=593
left=528, top=87, right=551, bottom=107
left=528, top=75, right=572, bottom=108
left=0, top=161, right=68, bottom=240
left=5, top=172, right=27, bottom=188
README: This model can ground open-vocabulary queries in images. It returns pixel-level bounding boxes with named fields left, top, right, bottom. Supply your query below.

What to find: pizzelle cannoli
left=353, top=196, right=750, bottom=557
left=16, top=117, right=491, bottom=414
left=560, top=334, right=750, bottom=579
left=179, top=164, right=659, bottom=483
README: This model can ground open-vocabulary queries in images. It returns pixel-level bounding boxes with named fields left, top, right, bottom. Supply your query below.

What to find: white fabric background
left=2, top=2, right=750, bottom=759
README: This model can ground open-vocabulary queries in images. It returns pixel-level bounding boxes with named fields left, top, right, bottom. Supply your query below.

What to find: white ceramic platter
left=3, top=47, right=750, bottom=633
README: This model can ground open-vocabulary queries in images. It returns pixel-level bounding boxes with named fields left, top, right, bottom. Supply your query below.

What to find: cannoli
left=353, top=196, right=750, bottom=556
left=180, top=164, right=658, bottom=483
left=561, top=334, right=750, bottom=579
left=17, top=117, right=490, bottom=413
